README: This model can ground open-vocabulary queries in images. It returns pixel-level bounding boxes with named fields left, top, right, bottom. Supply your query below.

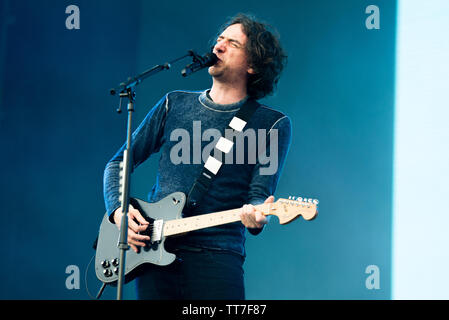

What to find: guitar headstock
left=266, top=196, right=319, bottom=225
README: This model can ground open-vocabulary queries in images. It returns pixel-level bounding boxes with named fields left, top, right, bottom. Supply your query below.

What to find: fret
left=163, top=204, right=269, bottom=237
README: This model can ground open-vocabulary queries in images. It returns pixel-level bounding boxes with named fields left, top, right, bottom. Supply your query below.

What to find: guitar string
left=136, top=210, right=246, bottom=236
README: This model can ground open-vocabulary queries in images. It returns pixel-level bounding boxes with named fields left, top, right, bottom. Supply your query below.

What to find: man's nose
left=214, top=40, right=226, bottom=53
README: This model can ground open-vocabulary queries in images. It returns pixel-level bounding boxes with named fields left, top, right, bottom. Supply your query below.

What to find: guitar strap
left=184, top=97, right=260, bottom=213
left=92, top=98, right=260, bottom=251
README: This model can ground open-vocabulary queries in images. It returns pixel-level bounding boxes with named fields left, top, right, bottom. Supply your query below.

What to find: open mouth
left=213, top=53, right=223, bottom=62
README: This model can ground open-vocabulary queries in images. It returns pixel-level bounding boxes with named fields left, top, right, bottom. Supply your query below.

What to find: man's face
left=209, top=23, right=254, bottom=83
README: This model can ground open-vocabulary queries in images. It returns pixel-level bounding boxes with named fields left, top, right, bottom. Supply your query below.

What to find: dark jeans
left=135, top=247, right=245, bottom=300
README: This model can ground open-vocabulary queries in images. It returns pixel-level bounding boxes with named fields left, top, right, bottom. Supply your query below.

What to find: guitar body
left=95, top=192, right=186, bottom=284
left=94, top=190, right=318, bottom=285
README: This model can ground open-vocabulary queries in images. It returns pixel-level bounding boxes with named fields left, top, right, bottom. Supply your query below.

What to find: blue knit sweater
left=103, top=89, right=291, bottom=256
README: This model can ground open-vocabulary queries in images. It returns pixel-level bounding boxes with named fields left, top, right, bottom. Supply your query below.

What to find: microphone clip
left=188, top=50, right=206, bottom=65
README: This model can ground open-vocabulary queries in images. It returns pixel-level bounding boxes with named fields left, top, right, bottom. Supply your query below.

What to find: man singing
left=103, top=13, right=291, bottom=299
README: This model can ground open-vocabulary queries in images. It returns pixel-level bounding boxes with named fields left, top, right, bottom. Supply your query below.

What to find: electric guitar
left=95, top=192, right=318, bottom=284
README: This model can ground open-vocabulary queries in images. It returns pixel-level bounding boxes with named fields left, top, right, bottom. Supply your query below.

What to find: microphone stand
left=109, top=51, right=196, bottom=300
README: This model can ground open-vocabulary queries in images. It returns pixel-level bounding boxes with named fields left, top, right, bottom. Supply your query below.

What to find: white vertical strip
left=393, top=0, right=449, bottom=299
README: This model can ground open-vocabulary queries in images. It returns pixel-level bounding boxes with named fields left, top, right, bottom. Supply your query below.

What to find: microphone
left=182, top=52, right=218, bottom=77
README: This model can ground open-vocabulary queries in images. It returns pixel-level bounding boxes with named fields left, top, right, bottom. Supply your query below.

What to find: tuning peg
left=313, top=199, right=319, bottom=205
left=288, top=196, right=292, bottom=200
left=297, top=197, right=303, bottom=202
left=308, top=199, right=313, bottom=203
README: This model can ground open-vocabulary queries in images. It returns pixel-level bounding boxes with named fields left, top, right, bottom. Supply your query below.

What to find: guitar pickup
left=151, top=219, right=164, bottom=242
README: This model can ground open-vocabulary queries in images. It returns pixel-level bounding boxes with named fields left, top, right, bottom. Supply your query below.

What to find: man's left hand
left=239, top=195, right=274, bottom=229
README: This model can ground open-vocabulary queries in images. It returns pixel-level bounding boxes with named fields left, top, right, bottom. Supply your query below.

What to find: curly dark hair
left=213, top=13, right=288, bottom=100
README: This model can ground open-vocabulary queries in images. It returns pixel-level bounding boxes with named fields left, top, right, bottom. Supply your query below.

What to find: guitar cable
left=85, top=253, right=107, bottom=299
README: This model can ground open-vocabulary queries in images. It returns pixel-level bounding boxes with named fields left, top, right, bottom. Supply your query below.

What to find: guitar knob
left=114, top=268, right=119, bottom=275
left=103, top=269, right=112, bottom=277
left=101, top=260, right=110, bottom=268
left=112, top=258, right=119, bottom=267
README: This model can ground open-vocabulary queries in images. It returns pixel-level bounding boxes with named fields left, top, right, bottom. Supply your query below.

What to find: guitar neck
left=163, top=203, right=270, bottom=237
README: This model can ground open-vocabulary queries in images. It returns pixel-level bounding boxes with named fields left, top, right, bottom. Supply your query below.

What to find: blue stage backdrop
left=0, top=0, right=396, bottom=299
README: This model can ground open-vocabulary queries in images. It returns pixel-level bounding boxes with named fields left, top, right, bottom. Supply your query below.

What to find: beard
left=208, top=61, right=248, bottom=85
left=208, top=64, right=225, bottom=78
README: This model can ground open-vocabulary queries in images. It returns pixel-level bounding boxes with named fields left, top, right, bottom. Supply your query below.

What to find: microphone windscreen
left=204, top=53, right=218, bottom=66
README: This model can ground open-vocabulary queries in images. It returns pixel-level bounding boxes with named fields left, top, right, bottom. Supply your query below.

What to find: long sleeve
left=246, top=115, right=292, bottom=235
left=103, top=94, right=168, bottom=218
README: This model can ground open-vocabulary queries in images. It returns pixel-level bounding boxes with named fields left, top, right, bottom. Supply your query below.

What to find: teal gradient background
left=0, top=0, right=396, bottom=299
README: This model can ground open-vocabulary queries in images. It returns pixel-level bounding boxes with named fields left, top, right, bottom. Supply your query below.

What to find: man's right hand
left=113, top=204, right=150, bottom=253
